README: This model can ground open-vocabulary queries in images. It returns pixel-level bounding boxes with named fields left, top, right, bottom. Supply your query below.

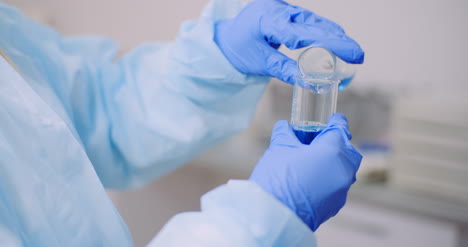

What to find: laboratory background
left=5, top=0, right=468, bottom=246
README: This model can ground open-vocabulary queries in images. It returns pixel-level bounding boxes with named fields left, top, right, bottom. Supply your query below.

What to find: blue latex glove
left=214, top=0, right=365, bottom=84
left=250, top=113, right=362, bottom=231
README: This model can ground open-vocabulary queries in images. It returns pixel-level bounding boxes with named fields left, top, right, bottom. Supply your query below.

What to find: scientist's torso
left=0, top=4, right=133, bottom=246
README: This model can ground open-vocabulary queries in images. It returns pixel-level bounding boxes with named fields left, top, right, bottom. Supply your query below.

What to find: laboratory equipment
left=291, top=46, right=354, bottom=144
left=291, top=77, right=338, bottom=144
left=297, top=46, right=356, bottom=90
left=390, top=91, right=468, bottom=205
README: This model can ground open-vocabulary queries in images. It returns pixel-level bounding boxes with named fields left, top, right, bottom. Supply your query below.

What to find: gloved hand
left=250, top=113, right=362, bottom=231
left=214, top=0, right=364, bottom=84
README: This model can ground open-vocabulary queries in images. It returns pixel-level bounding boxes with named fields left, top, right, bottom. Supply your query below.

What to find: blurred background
left=4, top=0, right=468, bottom=246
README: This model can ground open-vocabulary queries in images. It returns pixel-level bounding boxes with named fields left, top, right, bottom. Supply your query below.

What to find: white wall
left=7, top=0, right=208, bottom=46
left=9, top=0, right=468, bottom=91
left=287, top=0, right=468, bottom=90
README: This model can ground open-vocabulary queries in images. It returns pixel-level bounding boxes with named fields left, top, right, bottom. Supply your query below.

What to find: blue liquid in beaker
left=292, top=125, right=326, bottom=145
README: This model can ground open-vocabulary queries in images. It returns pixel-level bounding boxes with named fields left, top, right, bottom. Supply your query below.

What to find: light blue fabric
left=214, top=0, right=365, bottom=84
left=0, top=0, right=268, bottom=190
left=148, top=180, right=315, bottom=247
left=0, top=55, right=132, bottom=246
left=0, top=0, right=317, bottom=246
left=250, top=114, right=362, bottom=231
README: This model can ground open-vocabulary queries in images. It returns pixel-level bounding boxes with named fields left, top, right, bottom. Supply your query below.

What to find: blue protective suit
left=0, top=0, right=315, bottom=246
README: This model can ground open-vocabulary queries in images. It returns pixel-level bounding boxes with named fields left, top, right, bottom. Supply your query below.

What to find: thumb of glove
left=269, top=120, right=302, bottom=147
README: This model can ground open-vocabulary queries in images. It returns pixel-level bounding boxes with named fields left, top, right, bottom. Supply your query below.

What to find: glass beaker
left=297, top=46, right=356, bottom=90
left=290, top=77, right=339, bottom=144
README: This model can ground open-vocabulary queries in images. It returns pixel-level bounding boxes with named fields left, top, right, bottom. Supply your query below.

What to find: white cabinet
left=315, top=184, right=468, bottom=247
left=317, top=203, right=458, bottom=247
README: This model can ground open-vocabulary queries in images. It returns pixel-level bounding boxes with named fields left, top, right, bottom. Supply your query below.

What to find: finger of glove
left=270, top=120, right=302, bottom=146
left=326, top=113, right=351, bottom=139
left=314, top=113, right=362, bottom=172
left=287, top=5, right=345, bottom=35
left=268, top=23, right=364, bottom=64
left=316, top=114, right=353, bottom=156
left=319, top=37, right=365, bottom=64
left=264, top=47, right=300, bottom=84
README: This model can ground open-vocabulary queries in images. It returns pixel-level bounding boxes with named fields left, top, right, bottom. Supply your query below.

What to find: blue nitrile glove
left=250, top=113, right=362, bottom=231
left=214, top=0, right=364, bottom=84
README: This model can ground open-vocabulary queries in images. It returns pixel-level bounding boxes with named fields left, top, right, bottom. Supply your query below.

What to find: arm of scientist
left=0, top=0, right=363, bottom=190
left=149, top=114, right=362, bottom=246
left=149, top=180, right=316, bottom=247
left=0, top=0, right=268, bottom=189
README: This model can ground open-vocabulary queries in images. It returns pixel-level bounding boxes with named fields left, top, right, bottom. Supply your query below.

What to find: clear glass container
left=297, top=46, right=356, bottom=90
left=290, top=77, right=339, bottom=144
left=290, top=46, right=353, bottom=144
